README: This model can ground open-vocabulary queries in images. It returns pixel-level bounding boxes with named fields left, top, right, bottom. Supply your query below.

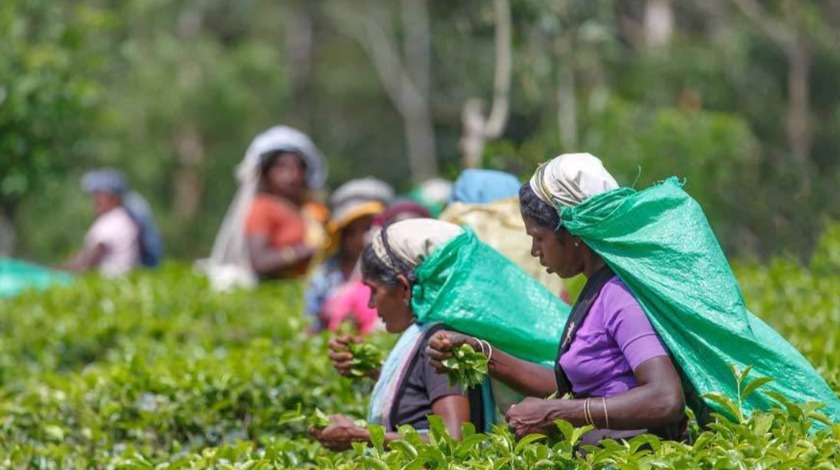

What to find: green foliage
left=0, top=266, right=369, bottom=463
left=7, top=0, right=840, bottom=263
left=0, top=0, right=105, bottom=210
left=0, top=245, right=839, bottom=467
left=441, top=343, right=488, bottom=388
left=733, top=223, right=840, bottom=393
left=346, top=342, right=384, bottom=378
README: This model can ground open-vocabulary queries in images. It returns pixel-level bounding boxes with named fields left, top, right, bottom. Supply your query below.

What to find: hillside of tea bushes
left=1, top=226, right=839, bottom=468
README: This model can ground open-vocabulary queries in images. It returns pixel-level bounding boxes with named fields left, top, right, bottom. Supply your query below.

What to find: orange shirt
left=245, top=194, right=308, bottom=277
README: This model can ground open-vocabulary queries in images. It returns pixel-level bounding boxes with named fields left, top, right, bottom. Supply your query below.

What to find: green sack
left=412, top=228, right=571, bottom=368
left=0, top=257, right=71, bottom=298
left=561, top=177, right=840, bottom=424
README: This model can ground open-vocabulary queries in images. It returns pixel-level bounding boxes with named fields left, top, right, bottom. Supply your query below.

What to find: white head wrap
left=198, top=126, right=327, bottom=290
left=370, top=219, right=463, bottom=272
left=237, top=125, right=327, bottom=189
left=529, top=153, right=618, bottom=210
left=330, top=177, right=395, bottom=209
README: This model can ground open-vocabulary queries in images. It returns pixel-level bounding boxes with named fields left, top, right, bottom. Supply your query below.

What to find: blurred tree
left=91, top=0, right=295, bottom=256
left=729, top=0, right=837, bottom=168
left=0, top=0, right=106, bottom=254
left=459, top=0, right=512, bottom=169
left=283, top=0, right=318, bottom=130
left=6, top=0, right=840, bottom=262
left=325, top=0, right=439, bottom=182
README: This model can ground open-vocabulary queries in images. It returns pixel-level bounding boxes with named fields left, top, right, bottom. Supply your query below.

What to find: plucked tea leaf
left=441, top=343, right=488, bottom=388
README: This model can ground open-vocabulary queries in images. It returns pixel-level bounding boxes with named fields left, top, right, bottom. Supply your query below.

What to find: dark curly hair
left=360, top=243, right=400, bottom=287
left=519, top=183, right=562, bottom=235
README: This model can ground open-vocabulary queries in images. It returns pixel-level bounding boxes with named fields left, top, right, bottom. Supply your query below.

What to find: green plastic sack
left=0, top=257, right=72, bottom=298
left=561, top=177, right=840, bottom=423
left=412, top=228, right=571, bottom=367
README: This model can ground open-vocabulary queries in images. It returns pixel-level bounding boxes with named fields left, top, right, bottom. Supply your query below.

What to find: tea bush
left=1, top=226, right=839, bottom=468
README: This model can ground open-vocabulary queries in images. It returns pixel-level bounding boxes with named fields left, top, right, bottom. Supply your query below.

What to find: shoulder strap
left=554, top=265, right=615, bottom=397
left=389, top=323, right=448, bottom=430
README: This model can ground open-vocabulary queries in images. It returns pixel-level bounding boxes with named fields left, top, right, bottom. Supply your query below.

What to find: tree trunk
left=644, top=0, right=674, bottom=47
left=785, top=32, right=811, bottom=163
left=285, top=0, right=316, bottom=130
left=400, top=0, right=430, bottom=97
left=458, top=0, right=512, bottom=169
left=404, top=104, right=438, bottom=181
left=173, top=126, right=205, bottom=220
left=460, top=100, right=485, bottom=169
left=399, top=0, right=436, bottom=181
left=325, top=0, right=438, bottom=182
left=730, top=0, right=812, bottom=165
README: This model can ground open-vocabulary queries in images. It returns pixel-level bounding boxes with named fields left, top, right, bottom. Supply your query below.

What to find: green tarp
left=561, top=178, right=840, bottom=423
left=412, top=229, right=571, bottom=368
left=0, top=257, right=71, bottom=298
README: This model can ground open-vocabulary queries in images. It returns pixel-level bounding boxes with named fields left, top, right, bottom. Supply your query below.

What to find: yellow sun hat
left=325, top=200, right=386, bottom=253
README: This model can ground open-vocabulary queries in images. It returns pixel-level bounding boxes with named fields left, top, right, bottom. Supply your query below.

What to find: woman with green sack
left=313, top=219, right=492, bottom=451
left=428, top=152, right=840, bottom=444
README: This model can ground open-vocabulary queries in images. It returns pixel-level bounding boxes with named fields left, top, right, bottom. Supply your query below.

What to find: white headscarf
left=237, top=126, right=327, bottom=189
left=529, top=153, right=618, bottom=210
left=198, top=126, right=327, bottom=290
left=370, top=219, right=463, bottom=273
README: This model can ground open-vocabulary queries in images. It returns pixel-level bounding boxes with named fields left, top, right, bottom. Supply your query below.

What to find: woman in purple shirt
left=427, top=153, right=685, bottom=443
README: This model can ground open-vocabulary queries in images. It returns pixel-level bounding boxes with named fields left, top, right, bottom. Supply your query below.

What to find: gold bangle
left=583, top=398, right=593, bottom=427
left=602, top=397, right=610, bottom=429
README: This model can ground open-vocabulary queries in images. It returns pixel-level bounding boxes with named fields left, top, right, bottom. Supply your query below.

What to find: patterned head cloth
left=529, top=153, right=618, bottom=211
left=370, top=219, right=463, bottom=274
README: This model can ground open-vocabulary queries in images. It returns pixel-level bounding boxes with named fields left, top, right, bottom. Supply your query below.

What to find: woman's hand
left=329, top=335, right=380, bottom=379
left=425, top=330, right=482, bottom=374
left=504, top=397, right=563, bottom=440
left=309, top=414, right=368, bottom=451
left=427, top=332, right=559, bottom=398
left=328, top=335, right=361, bottom=377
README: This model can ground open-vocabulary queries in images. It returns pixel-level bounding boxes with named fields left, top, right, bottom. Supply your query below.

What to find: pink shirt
left=559, top=276, right=668, bottom=398
left=323, top=279, right=380, bottom=334
left=84, top=207, right=139, bottom=277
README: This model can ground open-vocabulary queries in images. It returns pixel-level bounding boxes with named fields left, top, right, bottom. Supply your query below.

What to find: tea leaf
left=307, top=408, right=332, bottom=429
left=741, top=376, right=774, bottom=401
left=367, top=423, right=386, bottom=452
left=515, top=433, right=547, bottom=453
left=347, top=342, right=384, bottom=377
left=440, top=343, right=488, bottom=388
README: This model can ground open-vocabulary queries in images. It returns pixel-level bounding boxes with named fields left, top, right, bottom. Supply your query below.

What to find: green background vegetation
left=3, top=0, right=840, bottom=262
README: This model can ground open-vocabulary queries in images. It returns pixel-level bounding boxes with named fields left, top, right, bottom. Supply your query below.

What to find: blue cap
left=449, top=169, right=521, bottom=204
left=82, top=168, right=128, bottom=196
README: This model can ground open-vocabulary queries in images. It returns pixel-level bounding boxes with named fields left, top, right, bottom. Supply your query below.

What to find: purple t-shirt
left=558, top=276, right=668, bottom=398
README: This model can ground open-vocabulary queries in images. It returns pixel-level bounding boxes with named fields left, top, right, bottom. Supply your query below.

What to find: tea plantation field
left=1, top=226, right=839, bottom=468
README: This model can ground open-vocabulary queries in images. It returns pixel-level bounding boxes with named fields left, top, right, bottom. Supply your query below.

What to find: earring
left=574, top=241, right=580, bottom=247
